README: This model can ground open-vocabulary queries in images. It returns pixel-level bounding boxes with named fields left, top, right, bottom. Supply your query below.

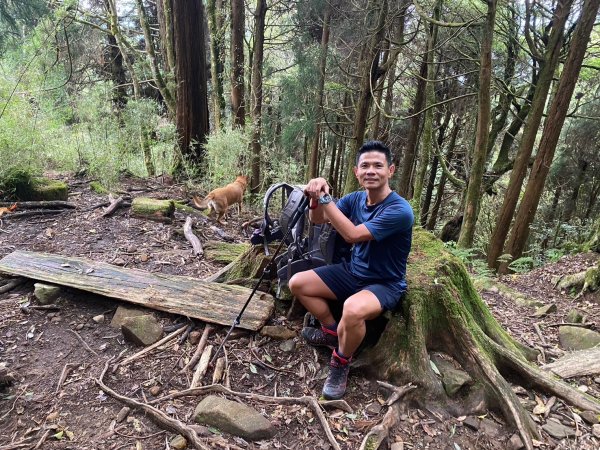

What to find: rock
left=278, top=339, right=296, bottom=352
left=542, top=418, right=576, bottom=439
left=149, top=386, right=161, bottom=396
left=259, top=325, right=296, bottom=340
left=514, top=296, right=544, bottom=308
left=113, top=258, right=126, bottom=266
left=170, top=435, right=187, bottom=450
left=480, top=418, right=502, bottom=438
left=34, top=283, right=61, bottom=305
left=116, top=407, right=130, bottom=423
left=565, top=309, right=586, bottom=324
left=463, top=416, right=479, bottom=430
left=366, top=403, right=382, bottom=415
left=194, top=395, right=275, bottom=441
left=390, top=442, right=404, bottom=450
left=534, top=304, right=557, bottom=317
left=430, top=354, right=472, bottom=397
left=121, top=315, right=163, bottom=346
left=507, top=433, right=524, bottom=450
left=558, top=326, right=600, bottom=351
left=580, top=410, right=599, bottom=425
left=593, top=424, right=600, bottom=438
left=110, top=306, right=147, bottom=329
left=92, top=314, right=105, bottom=323
left=46, top=411, right=59, bottom=421
left=189, top=331, right=201, bottom=345
left=189, top=424, right=210, bottom=436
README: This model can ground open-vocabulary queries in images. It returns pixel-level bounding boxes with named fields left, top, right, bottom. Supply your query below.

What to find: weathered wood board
left=0, top=251, right=274, bottom=331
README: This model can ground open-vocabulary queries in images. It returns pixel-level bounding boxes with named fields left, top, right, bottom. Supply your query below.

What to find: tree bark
left=457, top=0, right=497, bottom=248
left=249, top=0, right=267, bottom=193
left=307, top=5, right=331, bottom=181
left=501, top=0, right=600, bottom=271
left=172, top=0, right=210, bottom=174
left=207, top=0, right=226, bottom=130
left=343, top=0, right=388, bottom=194
left=562, top=159, right=588, bottom=222
left=487, top=0, right=574, bottom=266
left=230, top=0, right=246, bottom=128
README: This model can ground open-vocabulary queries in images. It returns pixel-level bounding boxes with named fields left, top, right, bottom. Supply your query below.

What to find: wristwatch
left=318, top=193, right=333, bottom=205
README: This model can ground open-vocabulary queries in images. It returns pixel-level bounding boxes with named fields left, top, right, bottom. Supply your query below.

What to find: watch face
left=319, top=194, right=332, bottom=204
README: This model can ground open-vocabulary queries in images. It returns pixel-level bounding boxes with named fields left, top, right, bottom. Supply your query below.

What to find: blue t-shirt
left=336, top=191, right=413, bottom=285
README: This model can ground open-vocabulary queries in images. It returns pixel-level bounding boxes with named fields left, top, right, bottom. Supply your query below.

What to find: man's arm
left=320, top=202, right=373, bottom=244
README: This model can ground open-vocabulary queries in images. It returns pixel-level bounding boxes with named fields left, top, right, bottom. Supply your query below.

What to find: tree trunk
left=135, top=0, right=176, bottom=115
left=248, top=0, right=267, bottom=193
left=457, top=0, right=497, bottom=248
left=501, top=0, right=600, bottom=272
left=422, top=109, right=450, bottom=226
left=207, top=0, right=227, bottom=130
left=562, top=159, right=588, bottom=222
left=426, top=122, right=459, bottom=230
left=397, top=59, right=427, bottom=199
left=103, top=31, right=127, bottom=109
left=307, top=5, right=331, bottom=181
left=157, top=0, right=175, bottom=76
left=487, top=0, right=574, bottom=267
left=172, top=0, right=210, bottom=173
left=368, top=43, right=389, bottom=140
left=230, top=0, right=245, bottom=128
left=343, top=0, right=388, bottom=194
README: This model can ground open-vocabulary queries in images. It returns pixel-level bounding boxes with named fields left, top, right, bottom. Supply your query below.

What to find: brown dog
left=192, top=175, right=248, bottom=223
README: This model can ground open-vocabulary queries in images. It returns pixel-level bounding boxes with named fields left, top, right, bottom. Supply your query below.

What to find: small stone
left=121, top=315, right=163, bottom=346
left=110, top=306, right=147, bottom=329
left=480, top=418, right=502, bottom=437
left=592, top=424, right=600, bottom=438
left=113, top=258, right=126, bottom=266
left=577, top=385, right=589, bottom=393
left=558, top=326, right=600, bottom=350
left=542, top=418, right=576, bottom=439
left=259, top=325, right=296, bottom=340
left=116, top=407, right=131, bottom=423
left=170, top=435, right=187, bottom=450
left=46, top=411, right=59, bottom=421
left=565, top=309, right=586, bottom=324
left=92, top=314, right=105, bottom=323
left=34, top=283, right=61, bottom=305
left=127, top=245, right=137, bottom=254
left=390, top=442, right=404, bottom=450
left=75, top=324, right=84, bottom=331
left=463, top=416, right=480, bottom=430
left=140, top=253, right=149, bottom=262
left=595, top=377, right=600, bottom=384
left=534, top=304, right=557, bottom=317
left=366, top=403, right=382, bottom=415
left=149, top=386, right=161, bottom=396
left=507, top=433, right=524, bottom=450
left=189, top=331, right=201, bottom=345
left=278, top=339, right=296, bottom=352
left=189, top=425, right=210, bottom=436
left=580, top=410, right=599, bottom=425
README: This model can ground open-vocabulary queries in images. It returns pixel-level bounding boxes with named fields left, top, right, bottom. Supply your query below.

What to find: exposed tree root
left=95, top=359, right=211, bottom=450
left=149, top=384, right=341, bottom=450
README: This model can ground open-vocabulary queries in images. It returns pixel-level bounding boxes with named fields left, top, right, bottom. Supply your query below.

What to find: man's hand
left=304, top=177, right=330, bottom=200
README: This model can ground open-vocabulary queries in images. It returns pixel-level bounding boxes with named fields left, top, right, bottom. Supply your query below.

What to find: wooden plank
left=0, top=251, right=274, bottom=331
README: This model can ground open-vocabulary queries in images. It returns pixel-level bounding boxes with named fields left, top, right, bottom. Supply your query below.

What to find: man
left=289, top=140, right=413, bottom=400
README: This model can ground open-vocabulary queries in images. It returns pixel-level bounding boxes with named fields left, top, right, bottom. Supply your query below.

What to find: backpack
left=250, top=183, right=352, bottom=293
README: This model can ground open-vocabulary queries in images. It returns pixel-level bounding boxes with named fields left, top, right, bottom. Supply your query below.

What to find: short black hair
left=356, top=140, right=393, bottom=166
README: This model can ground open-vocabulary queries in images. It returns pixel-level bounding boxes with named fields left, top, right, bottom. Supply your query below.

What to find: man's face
left=353, top=150, right=395, bottom=190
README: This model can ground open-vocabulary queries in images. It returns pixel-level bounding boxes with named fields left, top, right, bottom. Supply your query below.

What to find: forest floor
left=0, top=174, right=599, bottom=450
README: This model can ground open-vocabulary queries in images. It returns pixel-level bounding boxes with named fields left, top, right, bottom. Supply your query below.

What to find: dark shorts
left=314, top=261, right=407, bottom=311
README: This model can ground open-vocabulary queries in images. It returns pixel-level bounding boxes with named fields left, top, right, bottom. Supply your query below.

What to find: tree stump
left=131, top=197, right=175, bottom=223
left=15, top=177, right=68, bottom=201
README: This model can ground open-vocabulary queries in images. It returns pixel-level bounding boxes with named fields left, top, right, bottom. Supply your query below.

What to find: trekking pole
left=210, top=195, right=310, bottom=366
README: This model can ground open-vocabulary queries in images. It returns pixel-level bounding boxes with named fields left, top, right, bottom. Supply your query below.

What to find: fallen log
left=0, top=201, right=75, bottom=209
left=102, top=194, right=125, bottom=217
left=183, top=217, right=204, bottom=257
left=1, top=210, right=67, bottom=220
left=0, top=251, right=274, bottom=331
left=542, top=347, right=600, bottom=378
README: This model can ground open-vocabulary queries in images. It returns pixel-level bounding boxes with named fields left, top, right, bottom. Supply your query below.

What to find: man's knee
left=289, top=272, right=307, bottom=296
left=342, top=294, right=382, bottom=322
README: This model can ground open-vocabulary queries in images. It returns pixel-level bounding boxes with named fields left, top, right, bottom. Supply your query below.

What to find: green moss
left=131, top=197, right=175, bottom=220
left=89, top=181, right=108, bottom=194
left=15, top=177, right=68, bottom=201
left=584, top=264, right=599, bottom=292
left=204, top=242, right=250, bottom=264
left=173, top=201, right=199, bottom=215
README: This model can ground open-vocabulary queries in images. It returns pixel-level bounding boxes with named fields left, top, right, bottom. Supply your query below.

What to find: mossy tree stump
left=226, top=229, right=600, bottom=450
left=15, top=177, right=68, bottom=201
left=360, top=230, right=600, bottom=449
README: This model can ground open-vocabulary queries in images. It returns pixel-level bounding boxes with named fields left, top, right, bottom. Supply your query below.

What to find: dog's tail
left=192, top=194, right=211, bottom=210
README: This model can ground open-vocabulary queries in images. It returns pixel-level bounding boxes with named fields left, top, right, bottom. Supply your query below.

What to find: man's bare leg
left=288, top=270, right=338, bottom=327
left=337, top=290, right=382, bottom=357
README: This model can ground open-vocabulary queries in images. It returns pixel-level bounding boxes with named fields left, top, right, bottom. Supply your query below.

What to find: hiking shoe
left=322, top=350, right=351, bottom=400
left=301, top=326, right=338, bottom=349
